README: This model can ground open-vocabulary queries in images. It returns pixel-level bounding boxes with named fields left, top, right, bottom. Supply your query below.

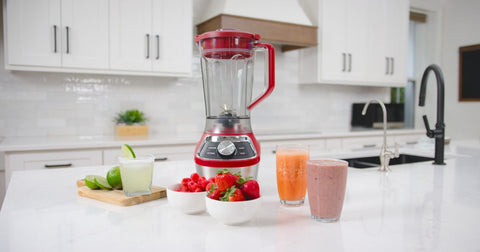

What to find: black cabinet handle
left=348, top=53, right=352, bottom=72
left=156, top=35, right=160, bottom=60
left=390, top=57, right=394, bottom=75
left=65, top=26, right=70, bottom=54
left=145, top=34, right=150, bottom=59
left=53, top=25, right=57, bottom=53
left=45, top=163, right=73, bottom=168
left=386, top=57, right=390, bottom=75
left=154, top=156, right=168, bottom=162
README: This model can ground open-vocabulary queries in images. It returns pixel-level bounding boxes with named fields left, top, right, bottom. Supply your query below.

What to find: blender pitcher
left=194, top=29, right=275, bottom=179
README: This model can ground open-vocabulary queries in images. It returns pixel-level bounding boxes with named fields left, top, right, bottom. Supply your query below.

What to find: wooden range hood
left=196, top=14, right=317, bottom=52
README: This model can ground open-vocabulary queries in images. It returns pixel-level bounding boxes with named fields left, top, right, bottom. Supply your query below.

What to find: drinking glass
left=118, top=155, right=154, bottom=196
left=276, top=144, right=309, bottom=206
left=306, top=159, right=348, bottom=222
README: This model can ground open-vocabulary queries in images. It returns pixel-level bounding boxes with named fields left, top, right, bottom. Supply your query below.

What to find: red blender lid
left=194, top=29, right=261, bottom=42
left=195, top=29, right=261, bottom=59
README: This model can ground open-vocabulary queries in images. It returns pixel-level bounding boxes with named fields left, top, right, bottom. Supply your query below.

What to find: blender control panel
left=197, top=136, right=257, bottom=160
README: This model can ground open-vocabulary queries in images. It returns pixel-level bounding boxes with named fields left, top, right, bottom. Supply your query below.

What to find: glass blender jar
left=194, top=29, right=275, bottom=179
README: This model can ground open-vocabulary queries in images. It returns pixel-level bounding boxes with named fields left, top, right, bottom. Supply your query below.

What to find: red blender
left=194, top=29, right=275, bottom=179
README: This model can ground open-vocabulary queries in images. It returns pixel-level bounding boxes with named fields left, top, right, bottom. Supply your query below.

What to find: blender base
left=195, top=164, right=259, bottom=179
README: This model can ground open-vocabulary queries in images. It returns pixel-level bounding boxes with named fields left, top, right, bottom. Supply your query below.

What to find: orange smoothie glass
left=276, top=144, right=309, bottom=206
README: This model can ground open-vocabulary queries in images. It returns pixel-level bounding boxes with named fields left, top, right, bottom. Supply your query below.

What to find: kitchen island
left=0, top=141, right=479, bottom=252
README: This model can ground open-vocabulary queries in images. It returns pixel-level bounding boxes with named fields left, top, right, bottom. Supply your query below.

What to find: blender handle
left=248, top=43, right=275, bottom=110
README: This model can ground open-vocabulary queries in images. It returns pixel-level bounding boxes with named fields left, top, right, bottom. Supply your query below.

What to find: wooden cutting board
left=77, top=180, right=166, bottom=206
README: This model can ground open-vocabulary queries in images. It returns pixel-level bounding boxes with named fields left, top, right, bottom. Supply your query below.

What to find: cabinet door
left=5, top=0, right=61, bottom=67
left=345, top=0, right=369, bottom=81
left=109, top=0, right=152, bottom=71
left=151, top=0, right=192, bottom=74
left=385, top=0, right=409, bottom=85
left=320, top=0, right=347, bottom=81
left=366, top=0, right=388, bottom=83
left=5, top=150, right=103, bottom=188
left=61, top=0, right=109, bottom=69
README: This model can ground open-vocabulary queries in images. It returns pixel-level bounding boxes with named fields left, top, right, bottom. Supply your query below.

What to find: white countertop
left=0, top=129, right=424, bottom=152
left=1, top=141, right=479, bottom=252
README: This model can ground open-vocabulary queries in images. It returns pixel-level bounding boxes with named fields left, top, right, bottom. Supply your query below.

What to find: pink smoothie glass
left=306, top=159, right=348, bottom=222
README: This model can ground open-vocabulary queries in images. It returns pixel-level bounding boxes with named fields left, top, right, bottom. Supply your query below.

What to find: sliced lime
left=94, top=176, right=113, bottom=190
left=84, top=175, right=99, bottom=189
left=106, top=166, right=122, bottom=189
left=121, top=144, right=136, bottom=159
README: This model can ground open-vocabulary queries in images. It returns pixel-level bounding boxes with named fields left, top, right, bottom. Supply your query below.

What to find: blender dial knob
left=217, top=140, right=236, bottom=157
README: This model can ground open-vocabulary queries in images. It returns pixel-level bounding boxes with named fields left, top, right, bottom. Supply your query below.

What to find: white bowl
left=167, top=184, right=207, bottom=214
left=206, top=196, right=261, bottom=225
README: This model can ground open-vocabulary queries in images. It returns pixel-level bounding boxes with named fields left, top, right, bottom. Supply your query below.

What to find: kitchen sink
left=342, top=154, right=435, bottom=169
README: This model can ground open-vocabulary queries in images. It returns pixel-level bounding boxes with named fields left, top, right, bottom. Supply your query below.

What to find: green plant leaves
left=115, top=109, right=146, bottom=125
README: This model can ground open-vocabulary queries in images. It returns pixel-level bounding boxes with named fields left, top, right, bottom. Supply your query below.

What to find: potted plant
left=114, top=109, right=148, bottom=136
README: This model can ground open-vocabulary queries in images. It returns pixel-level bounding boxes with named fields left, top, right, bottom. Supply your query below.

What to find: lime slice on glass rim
left=121, top=144, right=136, bottom=159
left=94, top=176, right=113, bottom=190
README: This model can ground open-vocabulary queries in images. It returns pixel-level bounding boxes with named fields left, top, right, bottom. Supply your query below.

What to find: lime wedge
left=84, top=175, right=99, bottom=189
left=121, top=144, right=136, bottom=159
left=106, top=166, right=122, bottom=189
left=94, top=176, right=113, bottom=190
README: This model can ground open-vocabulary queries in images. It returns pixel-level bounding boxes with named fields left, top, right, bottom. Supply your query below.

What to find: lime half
left=106, top=166, right=122, bottom=189
left=84, top=175, right=99, bottom=189
left=121, top=144, right=136, bottom=159
left=94, top=176, right=113, bottom=190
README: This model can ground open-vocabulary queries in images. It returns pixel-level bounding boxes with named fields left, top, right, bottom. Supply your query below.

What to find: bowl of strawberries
left=167, top=173, right=211, bottom=214
left=205, top=169, right=261, bottom=225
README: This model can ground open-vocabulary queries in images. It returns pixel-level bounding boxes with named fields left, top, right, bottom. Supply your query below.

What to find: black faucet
left=418, top=64, right=446, bottom=165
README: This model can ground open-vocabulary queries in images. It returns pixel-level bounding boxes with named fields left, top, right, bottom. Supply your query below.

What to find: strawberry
left=208, top=177, right=216, bottom=184
left=221, top=186, right=245, bottom=201
left=205, top=182, right=214, bottom=192
left=215, top=171, right=237, bottom=192
left=240, top=180, right=260, bottom=200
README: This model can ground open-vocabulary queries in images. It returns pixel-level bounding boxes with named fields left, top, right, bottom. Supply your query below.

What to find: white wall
left=0, top=49, right=390, bottom=138
left=440, top=0, right=480, bottom=140
left=411, top=0, right=480, bottom=141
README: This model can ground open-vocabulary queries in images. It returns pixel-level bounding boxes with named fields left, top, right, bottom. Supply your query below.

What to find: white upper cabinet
left=5, top=0, right=108, bottom=69
left=110, top=0, right=192, bottom=74
left=6, top=0, right=61, bottom=67
left=151, top=0, right=192, bottom=74
left=4, top=0, right=192, bottom=76
left=109, top=0, right=152, bottom=71
left=61, top=0, right=109, bottom=69
left=385, top=0, right=409, bottom=84
left=299, top=0, right=409, bottom=87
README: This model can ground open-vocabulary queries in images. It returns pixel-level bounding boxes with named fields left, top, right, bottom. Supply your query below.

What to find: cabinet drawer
left=259, top=139, right=326, bottom=156
left=103, top=145, right=195, bottom=165
left=394, top=134, right=423, bottom=146
left=5, top=150, right=102, bottom=188
left=342, top=136, right=386, bottom=150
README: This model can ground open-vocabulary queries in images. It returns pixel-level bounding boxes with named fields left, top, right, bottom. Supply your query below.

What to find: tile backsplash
left=0, top=44, right=390, bottom=138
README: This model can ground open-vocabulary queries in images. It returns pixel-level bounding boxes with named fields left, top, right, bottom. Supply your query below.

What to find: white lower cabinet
left=5, top=150, right=102, bottom=188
